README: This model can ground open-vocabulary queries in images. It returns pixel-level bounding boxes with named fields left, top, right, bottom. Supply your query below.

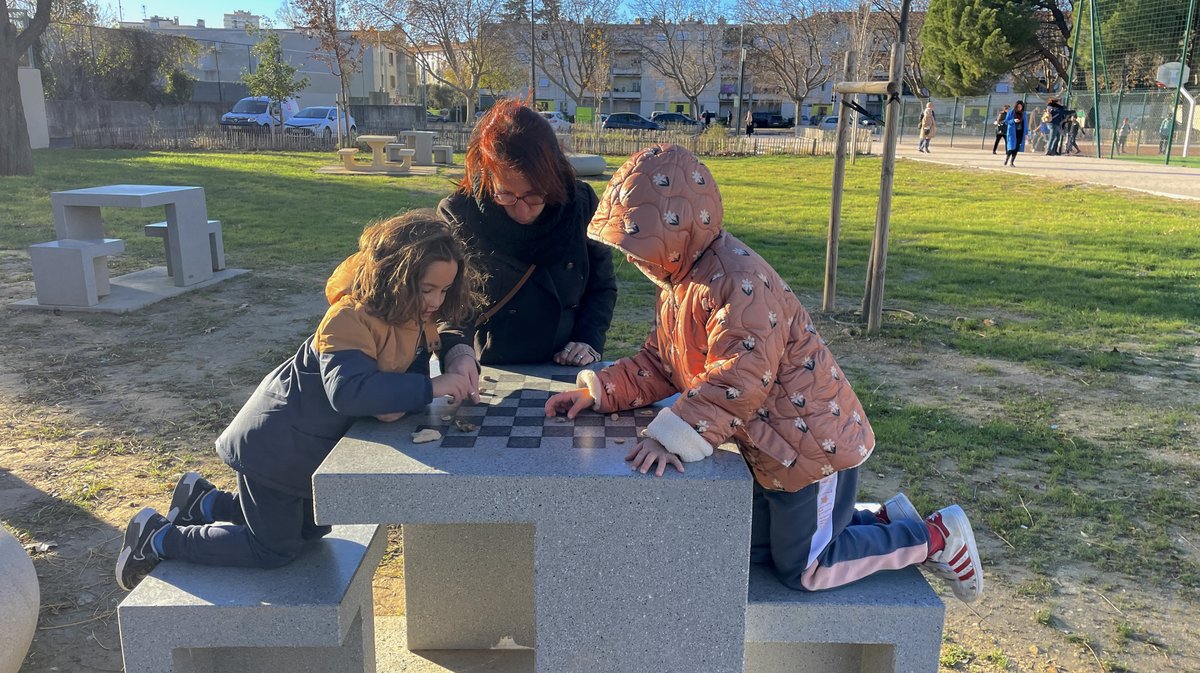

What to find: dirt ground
left=2, top=246, right=1198, bottom=673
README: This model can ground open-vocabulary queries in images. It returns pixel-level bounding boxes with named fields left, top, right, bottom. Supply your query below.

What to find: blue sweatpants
left=159, top=473, right=331, bottom=568
left=750, top=467, right=930, bottom=591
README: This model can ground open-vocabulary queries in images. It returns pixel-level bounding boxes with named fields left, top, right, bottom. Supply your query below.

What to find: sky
left=98, top=1, right=284, bottom=27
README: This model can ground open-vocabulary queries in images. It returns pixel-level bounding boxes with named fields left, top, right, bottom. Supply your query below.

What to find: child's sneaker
left=167, top=471, right=216, bottom=526
left=924, top=505, right=984, bottom=603
left=878, top=493, right=922, bottom=524
left=116, top=507, right=171, bottom=591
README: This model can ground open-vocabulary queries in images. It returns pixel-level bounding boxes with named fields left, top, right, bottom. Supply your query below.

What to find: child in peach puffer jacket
left=545, top=144, right=983, bottom=601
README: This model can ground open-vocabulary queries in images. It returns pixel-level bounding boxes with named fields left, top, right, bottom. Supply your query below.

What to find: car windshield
left=294, top=107, right=330, bottom=119
left=232, top=100, right=267, bottom=114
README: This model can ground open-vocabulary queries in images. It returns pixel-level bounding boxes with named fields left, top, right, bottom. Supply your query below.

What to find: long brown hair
left=459, top=98, right=575, bottom=205
left=351, top=210, right=482, bottom=325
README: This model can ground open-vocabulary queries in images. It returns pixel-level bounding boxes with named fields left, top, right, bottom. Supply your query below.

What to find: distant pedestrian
left=1064, top=113, right=1082, bottom=155
left=745, top=109, right=755, bottom=136
left=1003, top=100, right=1026, bottom=167
left=992, top=105, right=1010, bottom=154
left=917, top=102, right=936, bottom=152
left=1117, top=118, right=1131, bottom=154
left=1159, top=116, right=1172, bottom=153
left=1045, top=98, right=1065, bottom=155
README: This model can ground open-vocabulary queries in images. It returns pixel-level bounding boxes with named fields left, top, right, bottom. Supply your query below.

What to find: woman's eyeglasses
left=493, top=191, right=546, bottom=207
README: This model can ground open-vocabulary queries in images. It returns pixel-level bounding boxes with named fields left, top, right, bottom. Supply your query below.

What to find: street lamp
left=530, top=0, right=537, bottom=101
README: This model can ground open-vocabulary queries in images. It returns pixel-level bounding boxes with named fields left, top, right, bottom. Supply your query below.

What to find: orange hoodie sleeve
left=578, top=321, right=680, bottom=413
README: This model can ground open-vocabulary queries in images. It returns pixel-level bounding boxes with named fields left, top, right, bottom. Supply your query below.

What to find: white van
left=220, top=96, right=300, bottom=129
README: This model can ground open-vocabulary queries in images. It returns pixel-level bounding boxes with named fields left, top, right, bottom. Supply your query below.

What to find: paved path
left=894, top=143, right=1200, bottom=202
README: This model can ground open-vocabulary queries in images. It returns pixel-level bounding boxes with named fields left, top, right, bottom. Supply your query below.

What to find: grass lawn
left=2, top=148, right=1199, bottom=673
left=4, top=149, right=1197, bottom=369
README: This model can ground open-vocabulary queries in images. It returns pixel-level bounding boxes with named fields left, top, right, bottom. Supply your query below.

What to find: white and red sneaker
left=924, top=505, right=984, bottom=603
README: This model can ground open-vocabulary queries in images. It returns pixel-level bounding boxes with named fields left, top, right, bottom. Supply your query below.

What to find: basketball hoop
left=1156, top=62, right=1191, bottom=89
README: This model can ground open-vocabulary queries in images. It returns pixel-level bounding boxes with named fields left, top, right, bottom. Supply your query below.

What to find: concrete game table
left=356, top=135, right=399, bottom=170
left=398, top=130, right=437, bottom=166
left=314, top=363, right=754, bottom=673
left=50, top=184, right=216, bottom=288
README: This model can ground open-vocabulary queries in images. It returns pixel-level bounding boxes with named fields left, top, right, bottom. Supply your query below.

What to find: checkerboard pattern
left=417, top=372, right=655, bottom=449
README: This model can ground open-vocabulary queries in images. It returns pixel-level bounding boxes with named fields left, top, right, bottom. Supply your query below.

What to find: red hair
left=459, top=98, right=575, bottom=205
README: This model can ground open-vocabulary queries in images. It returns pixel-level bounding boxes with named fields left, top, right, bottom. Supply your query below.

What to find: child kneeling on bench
left=545, top=144, right=984, bottom=602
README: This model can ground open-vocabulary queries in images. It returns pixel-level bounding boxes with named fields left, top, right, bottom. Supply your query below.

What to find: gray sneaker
left=879, top=493, right=922, bottom=524
left=167, top=471, right=216, bottom=526
left=116, top=507, right=170, bottom=591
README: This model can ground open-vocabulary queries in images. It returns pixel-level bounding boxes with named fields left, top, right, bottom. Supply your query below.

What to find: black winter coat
left=438, top=181, right=618, bottom=365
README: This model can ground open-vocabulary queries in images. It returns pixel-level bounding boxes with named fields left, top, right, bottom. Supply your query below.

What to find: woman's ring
left=575, top=354, right=584, bottom=362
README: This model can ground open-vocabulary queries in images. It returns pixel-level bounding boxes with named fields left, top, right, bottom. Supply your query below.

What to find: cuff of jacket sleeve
left=575, top=369, right=604, bottom=411
left=647, top=408, right=713, bottom=463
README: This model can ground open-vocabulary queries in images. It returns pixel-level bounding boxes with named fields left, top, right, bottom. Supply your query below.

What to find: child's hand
left=375, top=412, right=406, bottom=422
left=625, top=438, right=684, bottom=477
left=431, top=373, right=472, bottom=402
left=544, top=388, right=594, bottom=419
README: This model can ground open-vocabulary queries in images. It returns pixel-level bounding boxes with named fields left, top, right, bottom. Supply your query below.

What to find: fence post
left=948, top=96, right=958, bottom=147
left=981, top=93, right=992, bottom=149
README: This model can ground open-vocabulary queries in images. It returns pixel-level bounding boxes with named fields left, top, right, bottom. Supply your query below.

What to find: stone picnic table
left=313, top=363, right=753, bottom=673
left=356, top=135, right=399, bottom=170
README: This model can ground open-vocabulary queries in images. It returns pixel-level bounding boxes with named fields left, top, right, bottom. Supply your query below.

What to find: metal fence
left=67, top=124, right=876, bottom=158
left=891, top=92, right=1199, bottom=161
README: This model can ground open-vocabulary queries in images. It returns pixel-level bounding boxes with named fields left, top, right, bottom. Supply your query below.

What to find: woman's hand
left=544, top=388, right=595, bottom=420
left=375, top=412, right=406, bottom=422
left=553, top=342, right=600, bottom=367
left=625, top=438, right=685, bottom=477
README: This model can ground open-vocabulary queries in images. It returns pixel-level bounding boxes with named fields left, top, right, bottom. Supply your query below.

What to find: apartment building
left=119, top=13, right=421, bottom=108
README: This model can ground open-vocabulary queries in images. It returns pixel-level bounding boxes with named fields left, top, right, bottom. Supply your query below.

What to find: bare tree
left=627, top=0, right=726, bottom=116
left=290, top=0, right=361, bottom=146
left=872, top=0, right=927, bottom=96
left=360, top=0, right=510, bottom=120
left=741, top=0, right=839, bottom=135
left=528, top=0, right=619, bottom=114
left=1, top=0, right=50, bottom=176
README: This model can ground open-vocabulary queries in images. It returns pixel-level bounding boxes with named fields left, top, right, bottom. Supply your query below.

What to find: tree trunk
left=0, top=46, right=35, bottom=176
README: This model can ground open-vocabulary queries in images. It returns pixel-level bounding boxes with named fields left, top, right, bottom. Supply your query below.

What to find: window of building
left=390, top=75, right=396, bottom=88
left=388, top=53, right=394, bottom=65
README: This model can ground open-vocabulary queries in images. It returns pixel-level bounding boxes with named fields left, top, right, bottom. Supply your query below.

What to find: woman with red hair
left=438, top=100, right=617, bottom=366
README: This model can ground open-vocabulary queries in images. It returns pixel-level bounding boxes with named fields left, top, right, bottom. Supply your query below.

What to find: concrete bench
left=337, top=147, right=361, bottom=171
left=117, top=524, right=385, bottom=673
left=745, top=564, right=945, bottom=673
left=567, top=153, right=607, bottom=176
left=28, top=237, right=125, bottom=307
left=144, top=220, right=225, bottom=278
left=384, top=144, right=415, bottom=171
left=431, top=144, right=454, bottom=164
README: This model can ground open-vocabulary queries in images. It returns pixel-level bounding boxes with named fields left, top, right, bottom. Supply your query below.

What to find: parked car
left=603, top=112, right=663, bottom=130
left=220, top=96, right=299, bottom=130
left=818, top=116, right=840, bottom=131
left=767, top=115, right=793, bottom=128
left=650, top=112, right=702, bottom=128
left=426, top=109, right=447, bottom=123
left=284, top=106, right=356, bottom=139
left=539, top=110, right=573, bottom=132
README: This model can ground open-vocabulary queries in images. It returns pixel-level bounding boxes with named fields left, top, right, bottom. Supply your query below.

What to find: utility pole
left=530, top=0, right=537, bottom=102
left=735, top=23, right=746, bottom=132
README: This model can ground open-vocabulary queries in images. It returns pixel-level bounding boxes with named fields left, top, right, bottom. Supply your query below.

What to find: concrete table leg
left=164, top=190, right=214, bottom=287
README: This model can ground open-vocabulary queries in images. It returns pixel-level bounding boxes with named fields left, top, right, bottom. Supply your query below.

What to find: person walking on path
left=745, top=109, right=756, bottom=136
left=1159, top=116, right=1172, bottom=154
left=917, top=102, right=936, bottom=153
left=1064, top=113, right=1082, bottom=155
left=1003, top=100, right=1026, bottom=166
left=992, top=105, right=1010, bottom=154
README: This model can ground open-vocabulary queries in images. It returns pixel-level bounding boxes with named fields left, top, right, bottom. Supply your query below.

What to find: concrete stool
left=337, top=148, right=360, bottom=171
left=384, top=144, right=415, bottom=171
left=144, top=220, right=225, bottom=277
left=432, top=145, right=454, bottom=164
left=744, top=564, right=945, bottom=673
left=567, top=153, right=607, bottom=176
left=117, top=524, right=385, bottom=673
left=29, top=237, right=125, bottom=306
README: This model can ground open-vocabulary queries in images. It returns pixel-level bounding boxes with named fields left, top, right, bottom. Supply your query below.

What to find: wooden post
left=864, top=41, right=907, bottom=334
left=822, top=51, right=855, bottom=313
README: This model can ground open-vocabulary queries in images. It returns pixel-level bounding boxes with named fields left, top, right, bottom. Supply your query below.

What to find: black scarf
left=457, top=185, right=585, bottom=267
